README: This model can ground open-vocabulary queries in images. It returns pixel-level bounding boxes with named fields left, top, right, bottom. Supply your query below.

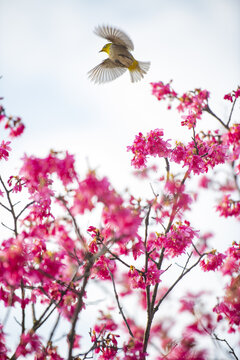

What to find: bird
left=88, top=25, right=150, bottom=84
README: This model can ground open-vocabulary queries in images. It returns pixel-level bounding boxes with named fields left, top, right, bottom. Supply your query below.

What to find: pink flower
left=222, top=124, right=240, bottom=161
left=9, top=122, right=25, bottom=137
left=224, top=87, right=240, bottom=102
left=216, top=194, right=240, bottom=218
left=213, top=275, right=240, bottom=329
left=171, top=135, right=228, bottom=174
left=127, top=132, right=148, bottom=169
left=224, top=93, right=233, bottom=102
left=71, top=172, right=122, bottom=215
left=200, top=252, right=226, bottom=271
left=151, top=81, right=177, bottom=102
left=146, top=129, right=171, bottom=158
left=101, top=205, right=141, bottom=248
left=16, top=331, right=41, bottom=357
left=127, top=129, right=171, bottom=169
left=91, top=256, right=116, bottom=280
left=177, top=88, right=209, bottom=129
left=0, top=140, right=11, bottom=161
left=220, top=242, right=240, bottom=276
left=198, top=175, right=211, bottom=188
left=157, top=221, right=199, bottom=257
left=128, top=266, right=145, bottom=289
left=145, top=262, right=164, bottom=286
left=0, top=324, right=9, bottom=358
left=0, top=236, right=27, bottom=287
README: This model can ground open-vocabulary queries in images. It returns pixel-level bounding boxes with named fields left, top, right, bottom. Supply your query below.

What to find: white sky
left=0, top=0, right=240, bottom=356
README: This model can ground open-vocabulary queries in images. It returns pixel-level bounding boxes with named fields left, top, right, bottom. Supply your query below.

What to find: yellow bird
left=88, top=25, right=150, bottom=84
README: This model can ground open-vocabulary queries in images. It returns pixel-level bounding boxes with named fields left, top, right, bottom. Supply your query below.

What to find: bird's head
left=99, top=43, right=111, bottom=54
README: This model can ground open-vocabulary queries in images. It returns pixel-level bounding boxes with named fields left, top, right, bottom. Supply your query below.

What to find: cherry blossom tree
left=0, top=83, right=239, bottom=359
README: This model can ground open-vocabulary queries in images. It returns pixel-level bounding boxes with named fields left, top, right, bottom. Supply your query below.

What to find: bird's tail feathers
left=129, top=61, right=150, bottom=83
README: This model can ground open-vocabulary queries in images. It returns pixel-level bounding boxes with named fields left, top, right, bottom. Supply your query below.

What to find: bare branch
left=16, top=201, right=34, bottom=219
left=204, top=105, right=229, bottom=130
left=107, top=265, right=134, bottom=338
left=227, top=96, right=237, bottom=127
left=154, top=252, right=206, bottom=313
left=213, top=333, right=239, bottom=360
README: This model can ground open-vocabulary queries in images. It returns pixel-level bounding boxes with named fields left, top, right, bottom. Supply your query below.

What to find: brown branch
left=0, top=201, right=11, bottom=212
left=67, top=254, right=95, bottom=360
left=154, top=252, right=206, bottom=313
left=107, top=266, right=134, bottom=337
left=57, top=195, right=87, bottom=250
left=16, top=201, right=34, bottom=219
left=213, top=333, right=239, bottom=360
left=20, top=281, right=25, bottom=334
left=0, top=176, right=18, bottom=236
left=227, top=96, right=237, bottom=127
left=204, top=105, right=229, bottom=130
left=47, top=312, right=61, bottom=344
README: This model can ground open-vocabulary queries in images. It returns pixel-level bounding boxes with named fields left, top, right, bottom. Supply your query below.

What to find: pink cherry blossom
left=200, top=251, right=226, bottom=271
left=0, top=140, right=11, bottom=161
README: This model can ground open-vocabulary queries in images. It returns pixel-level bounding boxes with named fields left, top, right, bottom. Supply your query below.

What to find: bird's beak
left=99, top=50, right=103, bottom=53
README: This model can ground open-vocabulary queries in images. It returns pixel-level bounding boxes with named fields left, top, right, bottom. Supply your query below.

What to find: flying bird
left=88, top=25, right=150, bottom=84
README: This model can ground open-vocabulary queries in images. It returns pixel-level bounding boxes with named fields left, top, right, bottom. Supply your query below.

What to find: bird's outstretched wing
left=94, top=25, right=134, bottom=51
left=88, top=58, right=127, bottom=84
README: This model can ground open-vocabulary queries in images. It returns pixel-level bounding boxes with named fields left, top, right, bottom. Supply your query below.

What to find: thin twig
left=1, top=222, right=14, bottom=233
left=0, top=201, right=11, bottom=212
left=107, top=266, right=134, bottom=337
left=154, top=252, right=206, bottom=313
left=57, top=196, right=86, bottom=249
left=227, top=96, right=237, bottom=127
left=0, top=176, right=18, bottom=236
left=67, top=255, right=95, bottom=360
left=213, top=333, right=239, bottom=360
left=47, top=313, right=61, bottom=344
left=16, top=201, right=34, bottom=219
left=20, top=281, right=25, bottom=334
left=204, top=105, right=229, bottom=130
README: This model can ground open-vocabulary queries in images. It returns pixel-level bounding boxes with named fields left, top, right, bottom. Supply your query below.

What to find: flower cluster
left=220, top=242, right=240, bottom=276
left=151, top=221, right=199, bottom=258
left=171, top=135, right=228, bottom=175
left=0, top=104, right=25, bottom=137
left=216, top=194, right=240, bottom=218
left=71, top=172, right=122, bottom=215
left=151, top=81, right=210, bottom=128
left=127, top=263, right=163, bottom=290
left=223, top=86, right=240, bottom=102
left=127, top=129, right=171, bottom=168
left=151, top=81, right=177, bottom=108
left=200, top=251, right=226, bottom=271
left=0, top=140, right=11, bottom=161
left=213, top=275, right=240, bottom=332
left=15, top=331, right=41, bottom=358
left=20, top=151, right=77, bottom=220
left=222, top=123, right=240, bottom=162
